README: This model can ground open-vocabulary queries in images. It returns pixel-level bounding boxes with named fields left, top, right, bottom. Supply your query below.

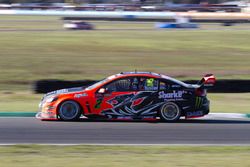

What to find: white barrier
left=0, top=10, right=176, bottom=18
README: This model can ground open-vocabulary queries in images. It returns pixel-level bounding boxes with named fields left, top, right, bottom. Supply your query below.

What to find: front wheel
left=159, top=102, right=181, bottom=122
left=58, top=100, right=82, bottom=121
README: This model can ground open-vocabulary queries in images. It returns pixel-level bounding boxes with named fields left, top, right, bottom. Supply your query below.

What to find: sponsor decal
left=171, top=85, right=181, bottom=88
left=182, top=106, right=190, bottom=110
left=195, top=97, right=203, bottom=109
left=74, top=93, right=88, bottom=98
left=143, top=116, right=155, bottom=119
left=41, top=112, right=56, bottom=118
left=117, top=116, right=133, bottom=119
left=158, top=91, right=184, bottom=99
left=56, top=89, right=68, bottom=94
left=45, top=106, right=55, bottom=111
left=186, top=111, right=203, bottom=117
left=116, top=116, right=155, bottom=120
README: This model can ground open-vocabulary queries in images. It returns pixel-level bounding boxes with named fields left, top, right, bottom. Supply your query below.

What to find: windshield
left=85, top=78, right=108, bottom=90
left=85, top=74, right=120, bottom=90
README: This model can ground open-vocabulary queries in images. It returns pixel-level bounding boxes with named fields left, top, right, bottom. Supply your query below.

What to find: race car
left=36, top=72, right=215, bottom=122
left=63, top=21, right=94, bottom=30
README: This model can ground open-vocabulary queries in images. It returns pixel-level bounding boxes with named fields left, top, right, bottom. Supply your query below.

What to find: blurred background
left=0, top=2, right=250, bottom=166
left=0, top=0, right=249, bottom=113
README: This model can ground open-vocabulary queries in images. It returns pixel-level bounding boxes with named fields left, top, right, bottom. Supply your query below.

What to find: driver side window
left=105, top=78, right=132, bottom=92
left=159, top=80, right=182, bottom=91
left=138, top=77, right=159, bottom=91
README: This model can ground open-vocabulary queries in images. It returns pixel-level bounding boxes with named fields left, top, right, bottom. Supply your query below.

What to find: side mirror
left=98, top=88, right=106, bottom=94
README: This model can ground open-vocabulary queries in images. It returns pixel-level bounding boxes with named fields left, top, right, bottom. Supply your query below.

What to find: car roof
left=120, top=71, right=161, bottom=77
left=116, top=72, right=189, bottom=87
left=104, top=72, right=161, bottom=81
left=86, top=72, right=189, bottom=90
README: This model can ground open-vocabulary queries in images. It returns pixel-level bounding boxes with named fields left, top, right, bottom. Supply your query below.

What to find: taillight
left=195, top=88, right=206, bottom=96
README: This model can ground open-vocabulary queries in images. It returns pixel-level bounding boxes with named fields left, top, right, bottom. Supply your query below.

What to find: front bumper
left=36, top=111, right=58, bottom=120
left=37, top=102, right=58, bottom=120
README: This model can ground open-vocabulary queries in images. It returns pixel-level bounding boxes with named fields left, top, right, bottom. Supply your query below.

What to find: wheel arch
left=56, top=98, right=84, bottom=117
left=158, top=101, right=184, bottom=116
left=159, top=101, right=182, bottom=122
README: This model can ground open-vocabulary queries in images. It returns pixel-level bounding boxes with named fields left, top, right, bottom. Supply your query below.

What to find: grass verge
left=0, top=16, right=250, bottom=91
left=0, top=16, right=249, bottom=114
left=0, top=145, right=250, bottom=167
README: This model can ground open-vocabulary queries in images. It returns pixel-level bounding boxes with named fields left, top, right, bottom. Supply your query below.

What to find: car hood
left=43, top=87, right=85, bottom=99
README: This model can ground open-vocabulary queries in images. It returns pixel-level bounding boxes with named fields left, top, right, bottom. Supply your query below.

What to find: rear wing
left=198, top=74, right=216, bottom=88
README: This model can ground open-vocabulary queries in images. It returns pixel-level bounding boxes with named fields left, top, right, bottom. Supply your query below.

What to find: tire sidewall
left=58, top=100, right=82, bottom=121
left=160, top=102, right=181, bottom=122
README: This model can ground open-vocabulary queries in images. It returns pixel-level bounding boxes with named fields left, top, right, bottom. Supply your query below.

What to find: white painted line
left=204, top=113, right=248, bottom=119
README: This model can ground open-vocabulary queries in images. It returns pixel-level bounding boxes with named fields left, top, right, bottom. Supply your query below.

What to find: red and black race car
left=36, top=72, right=215, bottom=122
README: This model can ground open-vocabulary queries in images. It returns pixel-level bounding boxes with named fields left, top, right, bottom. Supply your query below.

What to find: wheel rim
left=59, top=101, right=79, bottom=120
left=161, top=103, right=180, bottom=121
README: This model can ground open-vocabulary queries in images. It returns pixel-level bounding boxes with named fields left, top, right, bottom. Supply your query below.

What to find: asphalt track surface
left=0, top=117, right=250, bottom=144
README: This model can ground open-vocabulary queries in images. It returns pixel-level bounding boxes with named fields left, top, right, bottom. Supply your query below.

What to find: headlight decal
left=45, top=96, right=58, bottom=103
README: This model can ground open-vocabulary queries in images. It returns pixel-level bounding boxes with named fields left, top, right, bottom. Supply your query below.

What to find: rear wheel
left=160, top=102, right=181, bottom=122
left=58, top=100, right=82, bottom=121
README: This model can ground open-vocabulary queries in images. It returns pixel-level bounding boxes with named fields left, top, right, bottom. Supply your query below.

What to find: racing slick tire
left=58, top=100, right=82, bottom=121
left=160, top=102, right=181, bottom=122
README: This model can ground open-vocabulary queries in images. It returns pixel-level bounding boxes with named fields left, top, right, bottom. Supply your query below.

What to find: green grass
left=0, top=145, right=250, bottom=167
left=209, top=93, right=250, bottom=113
left=0, top=16, right=249, bottom=113
left=0, top=91, right=41, bottom=112
left=0, top=16, right=250, bottom=91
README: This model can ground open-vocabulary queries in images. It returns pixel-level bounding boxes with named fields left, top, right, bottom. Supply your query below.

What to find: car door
left=102, top=76, right=162, bottom=119
left=130, top=77, right=162, bottom=118
left=92, top=76, right=163, bottom=119
left=91, top=77, right=138, bottom=118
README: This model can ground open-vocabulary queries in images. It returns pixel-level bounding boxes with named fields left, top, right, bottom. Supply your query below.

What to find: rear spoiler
left=198, top=74, right=216, bottom=88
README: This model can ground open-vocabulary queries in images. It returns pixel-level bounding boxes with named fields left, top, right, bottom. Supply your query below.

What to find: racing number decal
left=94, top=99, right=103, bottom=109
